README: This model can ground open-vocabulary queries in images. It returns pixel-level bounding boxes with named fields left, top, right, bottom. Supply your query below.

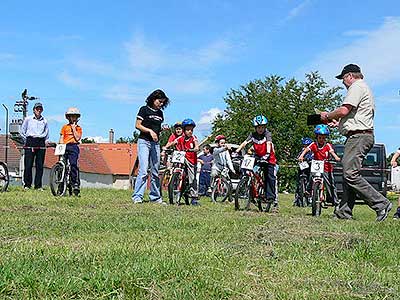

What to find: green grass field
left=0, top=187, right=399, bottom=299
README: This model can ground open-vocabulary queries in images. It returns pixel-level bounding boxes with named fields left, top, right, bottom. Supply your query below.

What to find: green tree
left=212, top=72, right=343, bottom=192
left=116, top=131, right=139, bottom=144
left=81, top=137, right=95, bottom=144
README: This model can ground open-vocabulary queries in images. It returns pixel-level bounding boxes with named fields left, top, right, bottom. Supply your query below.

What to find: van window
left=363, top=152, right=379, bottom=167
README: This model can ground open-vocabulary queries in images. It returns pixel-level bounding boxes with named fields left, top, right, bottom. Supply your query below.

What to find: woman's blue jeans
left=132, top=138, right=161, bottom=202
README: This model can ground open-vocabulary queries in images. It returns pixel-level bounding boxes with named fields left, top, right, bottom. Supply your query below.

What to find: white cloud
left=72, top=58, right=113, bottom=76
left=59, top=35, right=238, bottom=98
left=103, top=85, right=146, bottom=103
left=0, top=53, right=16, bottom=61
left=284, top=0, right=311, bottom=22
left=55, top=35, right=83, bottom=41
left=84, top=136, right=109, bottom=143
left=196, top=107, right=223, bottom=135
left=301, top=17, right=400, bottom=86
left=125, top=35, right=166, bottom=71
left=342, top=30, right=370, bottom=37
left=58, top=71, right=85, bottom=88
left=46, top=114, right=65, bottom=123
left=198, top=107, right=223, bottom=124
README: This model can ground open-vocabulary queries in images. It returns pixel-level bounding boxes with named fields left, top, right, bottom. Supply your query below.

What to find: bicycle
left=308, top=159, right=338, bottom=216
left=211, top=167, right=233, bottom=203
left=49, top=144, right=74, bottom=196
left=296, top=161, right=311, bottom=207
left=167, top=150, right=190, bottom=205
left=0, top=161, right=9, bottom=192
left=159, top=149, right=173, bottom=194
left=235, top=155, right=273, bottom=212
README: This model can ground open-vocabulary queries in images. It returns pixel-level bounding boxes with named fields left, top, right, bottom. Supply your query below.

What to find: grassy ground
left=0, top=187, right=399, bottom=299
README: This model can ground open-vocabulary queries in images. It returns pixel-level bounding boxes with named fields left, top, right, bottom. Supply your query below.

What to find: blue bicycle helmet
left=314, top=124, right=330, bottom=135
left=301, top=137, right=313, bottom=145
left=182, top=118, right=196, bottom=128
left=252, top=115, right=268, bottom=126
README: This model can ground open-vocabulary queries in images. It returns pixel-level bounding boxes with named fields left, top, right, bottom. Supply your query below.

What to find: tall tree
left=212, top=72, right=343, bottom=191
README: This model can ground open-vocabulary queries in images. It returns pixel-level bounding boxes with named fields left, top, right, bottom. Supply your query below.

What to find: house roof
left=0, top=135, right=22, bottom=171
left=44, top=143, right=137, bottom=175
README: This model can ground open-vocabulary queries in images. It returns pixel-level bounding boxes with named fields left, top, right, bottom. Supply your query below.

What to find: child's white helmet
left=65, top=107, right=81, bottom=118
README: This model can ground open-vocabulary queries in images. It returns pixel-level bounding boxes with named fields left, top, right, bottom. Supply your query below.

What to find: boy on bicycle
left=391, top=148, right=400, bottom=219
left=298, top=124, right=340, bottom=206
left=59, top=107, right=82, bottom=196
left=164, top=118, right=200, bottom=205
left=211, top=135, right=236, bottom=190
left=293, top=137, right=313, bottom=206
left=236, top=115, right=278, bottom=210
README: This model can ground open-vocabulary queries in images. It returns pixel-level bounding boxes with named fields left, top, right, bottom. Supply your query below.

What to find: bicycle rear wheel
left=311, top=182, right=322, bottom=216
left=211, top=177, right=231, bottom=203
left=50, top=162, right=67, bottom=196
left=0, top=162, right=9, bottom=192
left=234, top=176, right=252, bottom=211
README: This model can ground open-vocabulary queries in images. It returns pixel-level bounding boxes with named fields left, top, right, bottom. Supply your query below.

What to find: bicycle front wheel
left=298, top=177, right=307, bottom=207
left=311, top=182, right=322, bottom=216
left=0, top=162, right=9, bottom=192
left=211, top=177, right=231, bottom=203
left=168, top=172, right=182, bottom=205
left=234, top=176, right=252, bottom=211
left=50, top=162, right=67, bottom=196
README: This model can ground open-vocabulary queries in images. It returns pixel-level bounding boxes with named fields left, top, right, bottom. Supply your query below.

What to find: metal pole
left=2, top=104, right=8, bottom=164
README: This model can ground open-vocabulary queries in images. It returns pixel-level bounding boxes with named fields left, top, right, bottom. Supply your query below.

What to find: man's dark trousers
left=66, top=143, right=80, bottom=188
left=336, top=133, right=389, bottom=219
left=24, top=137, right=46, bottom=189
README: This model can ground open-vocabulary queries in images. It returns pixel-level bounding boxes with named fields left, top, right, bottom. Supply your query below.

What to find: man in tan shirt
left=320, top=64, right=392, bottom=221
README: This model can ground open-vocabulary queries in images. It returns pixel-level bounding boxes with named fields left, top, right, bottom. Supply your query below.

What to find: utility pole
left=14, top=89, right=39, bottom=119
left=2, top=104, right=8, bottom=164
left=10, top=89, right=39, bottom=136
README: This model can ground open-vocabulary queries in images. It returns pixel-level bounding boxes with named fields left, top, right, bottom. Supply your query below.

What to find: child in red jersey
left=164, top=118, right=200, bottom=205
left=236, top=115, right=278, bottom=210
left=298, top=124, right=341, bottom=206
left=167, top=122, right=183, bottom=144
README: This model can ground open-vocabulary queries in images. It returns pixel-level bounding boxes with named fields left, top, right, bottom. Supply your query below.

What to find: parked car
left=332, top=143, right=389, bottom=201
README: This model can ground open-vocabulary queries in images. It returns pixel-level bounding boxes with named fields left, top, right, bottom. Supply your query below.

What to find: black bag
left=307, top=114, right=323, bottom=125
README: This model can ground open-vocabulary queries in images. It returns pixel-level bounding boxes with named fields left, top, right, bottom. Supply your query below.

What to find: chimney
left=109, top=129, right=114, bottom=143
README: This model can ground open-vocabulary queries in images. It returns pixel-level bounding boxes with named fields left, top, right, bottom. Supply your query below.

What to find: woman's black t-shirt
left=137, top=106, right=164, bottom=141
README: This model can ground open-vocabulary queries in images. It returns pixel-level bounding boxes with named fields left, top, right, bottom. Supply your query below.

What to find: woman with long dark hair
left=132, top=89, right=170, bottom=204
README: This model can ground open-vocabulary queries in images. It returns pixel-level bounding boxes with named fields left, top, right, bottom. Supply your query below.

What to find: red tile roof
left=44, top=143, right=137, bottom=175
left=0, top=135, right=22, bottom=171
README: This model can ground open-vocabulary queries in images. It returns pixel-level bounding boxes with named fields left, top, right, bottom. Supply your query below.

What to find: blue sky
left=0, top=0, right=399, bottom=153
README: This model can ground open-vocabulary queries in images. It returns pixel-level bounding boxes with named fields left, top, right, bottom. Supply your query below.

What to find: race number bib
left=171, top=151, right=186, bottom=164
left=298, top=161, right=309, bottom=170
left=54, top=144, right=66, bottom=156
left=241, top=155, right=255, bottom=170
left=310, top=160, right=324, bottom=174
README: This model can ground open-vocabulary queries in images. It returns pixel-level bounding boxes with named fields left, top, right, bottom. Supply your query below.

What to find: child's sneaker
left=393, top=207, right=400, bottom=219
left=191, top=199, right=201, bottom=206
left=271, top=203, right=279, bottom=213
left=73, top=188, right=80, bottom=197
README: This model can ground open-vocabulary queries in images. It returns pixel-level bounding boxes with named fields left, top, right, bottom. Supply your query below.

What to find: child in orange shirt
left=59, top=107, right=82, bottom=196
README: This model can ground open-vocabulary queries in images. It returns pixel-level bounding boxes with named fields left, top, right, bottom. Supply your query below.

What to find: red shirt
left=175, top=135, right=198, bottom=165
left=168, top=133, right=181, bottom=143
left=247, top=132, right=276, bottom=165
left=307, top=142, right=333, bottom=172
